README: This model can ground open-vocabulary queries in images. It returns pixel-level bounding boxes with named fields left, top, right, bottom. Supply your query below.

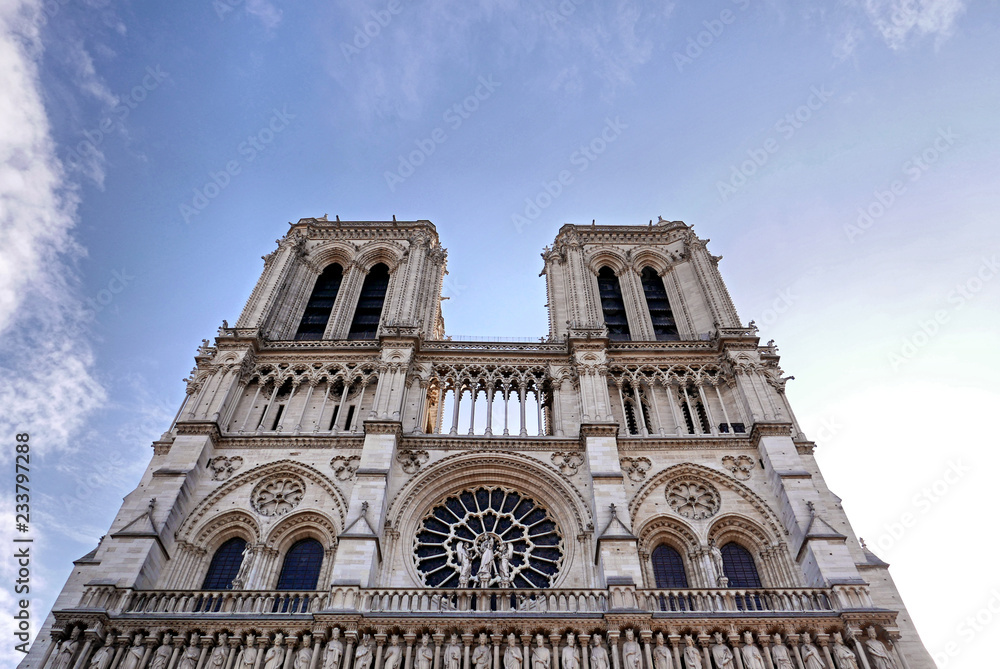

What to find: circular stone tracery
left=666, top=480, right=720, bottom=519
left=414, top=487, right=564, bottom=588
left=251, top=475, right=305, bottom=516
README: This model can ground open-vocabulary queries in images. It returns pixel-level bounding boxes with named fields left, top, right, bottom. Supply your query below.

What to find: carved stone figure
left=457, top=541, right=473, bottom=588
left=231, top=542, right=255, bottom=588
left=354, top=636, right=373, bottom=669
left=52, top=628, right=81, bottom=669
left=473, top=633, right=491, bottom=669
left=265, top=634, right=287, bottom=669
left=87, top=632, right=116, bottom=669
left=444, top=635, right=462, bottom=669
left=294, top=636, right=313, bottom=669
left=708, top=539, right=725, bottom=584
left=531, top=635, right=550, bottom=669
left=622, top=631, right=641, bottom=669
left=120, top=636, right=146, bottom=669
left=590, top=635, right=609, bottom=669
left=770, top=635, right=794, bottom=669
left=324, top=629, right=344, bottom=669
left=682, top=636, right=701, bottom=669
left=384, top=635, right=403, bottom=669
left=150, top=636, right=173, bottom=669
left=477, top=538, right=495, bottom=587
left=178, top=636, right=201, bottom=669
left=740, top=633, right=765, bottom=669
left=864, top=628, right=896, bottom=669
left=498, top=540, right=514, bottom=585
left=832, top=633, right=859, bottom=669
left=800, top=634, right=825, bottom=669
left=562, top=634, right=580, bottom=669
left=710, top=633, right=734, bottom=669
left=416, top=635, right=434, bottom=669
left=238, top=635, right=258, bottom=669
left=505, top=634, right=523, bottom=669
left=653, top=633, right=672, bottom=669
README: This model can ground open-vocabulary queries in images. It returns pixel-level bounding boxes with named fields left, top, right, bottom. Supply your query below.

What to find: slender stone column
left=405, top=635, right=416, bottom=669
left=815, top=636, right=834, bottom=669
left=136, top=636, right=156, bottom=669
left=666, top=636, right=682, bottom=669
left=887, top=635, right=910, bottom=669
left=343, top=636, right=357, bottom=669
left=757, top=636, right=775, bottom=669
left=727, top=635, right=744, bottom=669
left=786, top=636, right=805, bottom=669
left=608, top=633, right=621, bottom=669
left=110, top=637, right=131, bottom=669
left=548, top=635, right=560, bottom=669
left=519, top=636, right=531, bottom=669
left=450, top=386, right=461, bottom=435
left=252, top=637, right=269, bottom=669
left=71, top=633, right=97, bottom=669
left=309, top=635, right=325, bottom=669
left=577, top=636, right=590, bottom=669
left=282, top=637, right=298, bottom=669
left=195, top=635, right=212, bottom=669
left=462, top=635, right=473, bottom=669
left=374, top=636, right=386, bottom=669
left=432, top=634, right=444, bottom=669
left=491, top=635, right=502, bottom=669
left=518, top=384, right=528, bottom=436
left=640, top=633, right=653, bottom=669
left=850, top=638, right=870, bottom=669
left=697, top=636, right=711, bottom=669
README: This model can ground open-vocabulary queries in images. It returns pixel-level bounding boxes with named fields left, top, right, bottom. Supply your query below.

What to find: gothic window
left=597, top=267, right=630, bottom=341
left=679, top=385, right=710, bottom=434
left=640, top=266, right=679, bottom=340
left=414, top=487, right=564, bottom=588
left=348, top=263, right=390, bottom=340
left=294, top=263, right=343, bottom=340
left=623, top=385, right=652, bottom=435
left=721, top=542, right=762, bottom=588
left=276, top=538, right=324, bottom=590
left=201, top=537, right=246, bottom=590
left=651, top=544, right=688, bottom=588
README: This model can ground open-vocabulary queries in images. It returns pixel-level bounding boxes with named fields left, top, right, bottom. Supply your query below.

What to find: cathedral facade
left=24, top=219, right=932, bottom=669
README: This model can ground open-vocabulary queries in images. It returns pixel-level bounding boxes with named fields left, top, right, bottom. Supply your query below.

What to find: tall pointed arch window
left=597, top=266, right=630, bottom=341
left=295, top=263, right=343, bottom=340
left=640, top=267, right=679, bottom=340
left=201, top=537, right=247, bottom=590
left=276, top=538, right=324, bottom=590
left=348, top=263, right=390, bottom=340
left=651, top=544, right=689, bottom=588
left=721, top=542, right=762, bottom=588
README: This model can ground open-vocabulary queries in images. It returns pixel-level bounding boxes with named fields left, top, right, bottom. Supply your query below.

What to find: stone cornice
left=175, top=420, right=221, bottom=442
left=616, top=436, right=754, bottom=451
left=749, top=422, right=794, bottom=441
left=363, top=420, right=403, bottom=438
left=400, top=435, right=580, bottom=451
left=216, top=435, right=365, bottom=450
left=579, top=423, right=620, bottom=440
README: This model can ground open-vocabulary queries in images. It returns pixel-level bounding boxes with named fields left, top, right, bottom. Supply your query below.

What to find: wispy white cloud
left=247, top=0, right=283, bottom=29
left=0, top=0, right=107, bottom=458
left=861, top=0, right=967, bottom=49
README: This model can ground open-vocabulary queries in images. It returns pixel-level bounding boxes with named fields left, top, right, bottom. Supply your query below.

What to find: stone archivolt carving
left=208, top=456, right=244, bottom=481
left=666, top=480, right=720, bottom=519
left=252, top=475, right=305, bottom=516
left=722, top=455, right=754, bottom=481
left=330, top=455, right=361, bottom=481
left=551, top=452, right=584, bottom=476
left=414, top=486, right=564, bottom=589
left=397, top=449, right=429, bottom=474
left=620, top=456, right=651, bottom=482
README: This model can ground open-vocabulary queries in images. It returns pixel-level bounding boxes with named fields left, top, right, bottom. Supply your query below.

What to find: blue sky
left=1, top=0, right=998, bottom=666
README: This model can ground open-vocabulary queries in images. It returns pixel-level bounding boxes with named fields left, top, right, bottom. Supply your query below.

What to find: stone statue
left=832, top=633, right=859, bottom=669
left=590, top=635, right=609, bottom=669
left=120, top=635, right=146, bottom=669
left=457, top=541, right=473, bottom=588
left=150, top=635, right=173, bottom=669
left=232, top=542, right=255, bottom=588
left=562, top=634, right=580, bottom=669
left=238, top=634, right=258, bottom=669
left=531, top=635, right=550, bottom=669
left=740, top=633, right=765, bottom=669
left=179, top=636, right=201, bottom=669
left=384, top=635, right=403, bottom=669
left=416, top=635, right=434, bottom=669
left=324, top=629, right=344, bottom=669
left=473, top=633, right=491, bottom=669
left=354, top=636, right=373, bottom=669
left=708, top=539, right=725, bottom=584
left=265, top=634, right=287, bottom=669
left=864, top=628, right=896, bottom=669
left=653, top=633, right=672, bottom=669
left=504, top=634, right=523, bottom=669
left=622, top=630, right=641, bottom=669
left=477, top=538, right=495, bottom=587
left=800, top=634, right=825, bottom=669
left=710, top=633, right=734, bottom=669
left=444, top=634, right=462, bottom=669
left=294, top=636, right=314, bottom=669
left=682, top=636, right=701, bottom=669
left=87, top=632, right=116, bottom=669
left=770, top=635, right=794, bottom=669
left=498, top=540, right=515, bottom=585
left=52, top=628, right=81, bottom=669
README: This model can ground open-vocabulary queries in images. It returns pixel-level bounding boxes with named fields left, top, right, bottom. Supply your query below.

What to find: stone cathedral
left=25, top=219, right=933, bottom=669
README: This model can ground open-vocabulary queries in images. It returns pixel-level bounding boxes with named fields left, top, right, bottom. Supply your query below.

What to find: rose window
left=414, top=487, right=564, bottom=588
left=666, top=480, right=720, bottom=519
left=252, top=475, right=305, bottom=516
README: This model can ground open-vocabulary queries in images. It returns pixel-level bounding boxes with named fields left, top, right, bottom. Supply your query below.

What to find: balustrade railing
left=75, top=585, right=858, bottom=618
